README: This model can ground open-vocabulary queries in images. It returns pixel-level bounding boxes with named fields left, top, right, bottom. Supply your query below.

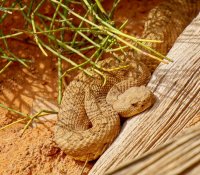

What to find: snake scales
left=54, top=0, right=200, bottom=161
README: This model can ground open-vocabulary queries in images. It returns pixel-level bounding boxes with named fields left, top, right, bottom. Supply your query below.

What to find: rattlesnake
left=54, top=0, right=200, bottom=161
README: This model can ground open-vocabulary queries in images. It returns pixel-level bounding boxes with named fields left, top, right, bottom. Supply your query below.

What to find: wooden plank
left=89, top=13, right=200, bottom=175
left=105, top=117, right=200, bottom=175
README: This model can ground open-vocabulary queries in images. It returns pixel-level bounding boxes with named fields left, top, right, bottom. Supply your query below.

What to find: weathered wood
left=105, top=119, right=200, bottom=175
left=89, top=13, right=200, bottom=175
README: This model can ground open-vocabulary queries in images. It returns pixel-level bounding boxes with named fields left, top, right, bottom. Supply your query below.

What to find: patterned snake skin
left=54, top=0, right=200, bottom=161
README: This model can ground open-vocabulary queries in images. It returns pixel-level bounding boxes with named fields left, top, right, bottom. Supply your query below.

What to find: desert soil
left=0, top=0, right=162, bottom=174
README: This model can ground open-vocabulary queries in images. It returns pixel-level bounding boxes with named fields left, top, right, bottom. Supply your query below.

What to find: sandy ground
left=0, top=0, right=162, bottom=174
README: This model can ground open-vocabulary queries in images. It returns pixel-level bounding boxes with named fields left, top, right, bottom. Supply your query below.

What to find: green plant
left=0, top=0, right=170, bottom=132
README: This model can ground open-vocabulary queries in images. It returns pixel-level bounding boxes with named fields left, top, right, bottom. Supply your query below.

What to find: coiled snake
left=54, top=0, right=200, bottom=161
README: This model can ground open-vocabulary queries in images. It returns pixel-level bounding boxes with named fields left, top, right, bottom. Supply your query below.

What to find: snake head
left=112, top=86, right=156, bottom=117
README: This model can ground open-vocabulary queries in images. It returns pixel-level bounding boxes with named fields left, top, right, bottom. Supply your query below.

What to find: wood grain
left=105, top=118, right=200, bottom=175
left=89, top=13, right=200, bottom=175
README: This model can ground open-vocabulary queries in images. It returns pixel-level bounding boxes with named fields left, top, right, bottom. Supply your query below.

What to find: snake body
left=54, top=0, right=200, bottom=161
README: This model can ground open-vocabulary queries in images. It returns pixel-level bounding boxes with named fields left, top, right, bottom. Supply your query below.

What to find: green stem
left=31, top=0, right=48, bottom=56
left=0, top=61, right=12, bottom=74
left=58, top=53, right=62, bottom=104
left=0, top=103, right=29, bottom=118
left=0, top=32, right=23, bottom=39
